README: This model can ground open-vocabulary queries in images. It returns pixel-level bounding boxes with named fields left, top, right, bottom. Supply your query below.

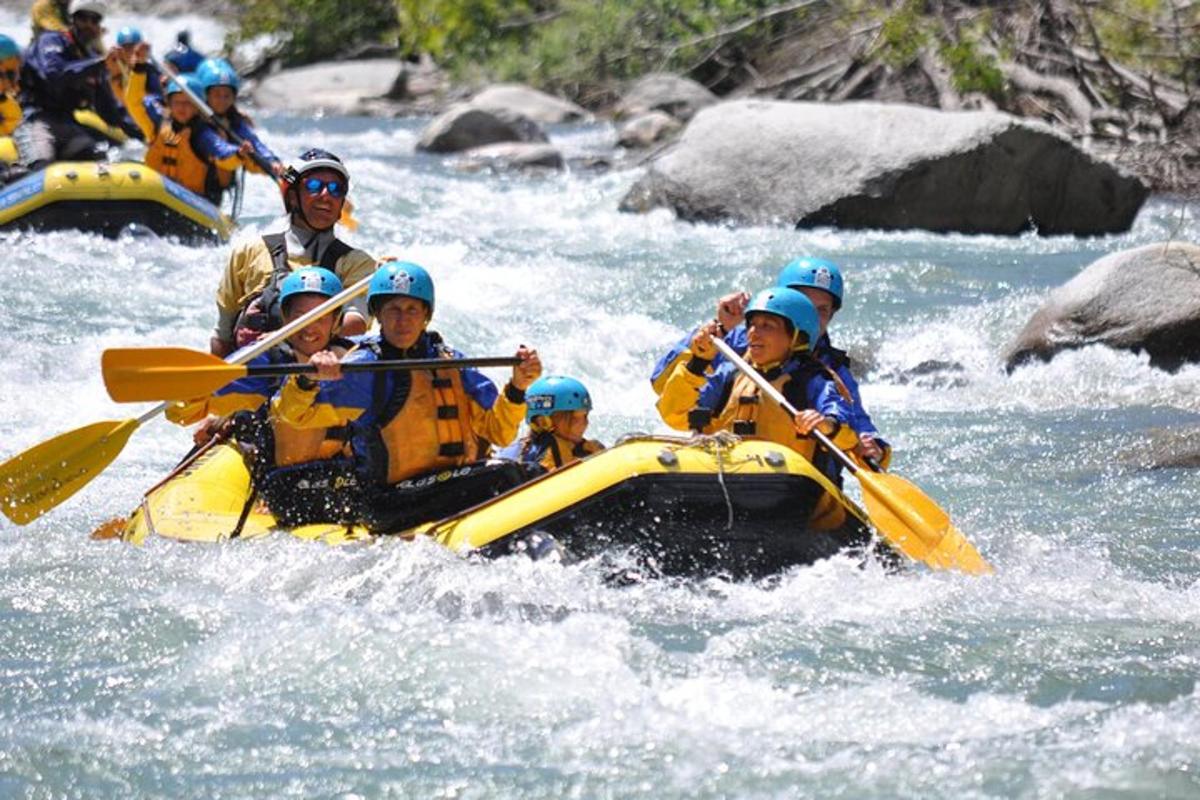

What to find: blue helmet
left=525, top=376, right=593, bottom=423
left=279, top=267, right=342, bottom=310
left=368, top=261, right=435, bottom=315
left=195, top=57, right=240, bottom=95
left=0, top=34, right=20, bottom=61
left=745, top=287, right=820, bottom=351
left=776, top=257, right=844, bottom=310
left=115, top=26, right=142, bottom=46
left=165, top=73, right=200, bottom=97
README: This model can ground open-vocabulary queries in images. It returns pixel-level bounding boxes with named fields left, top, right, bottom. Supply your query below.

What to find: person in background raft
left=13, top=0, right=142, bottom=171
left=211, top=148, right=375, bottom=357
left=30, top=0, right=69, bottom=38
left=126, top=69, right=242, bottom=199
left=1, top=34, right=22, bottom=137
left=167, top=267, right=362, bottom=527
left=650, top=257, right=889, bottom=469
left=164, top=29, right=203, bottom=75
left=125, top=43, right=247, bottom=201
left=657, top=286, right=860, bottom=529
left=275, top=261, right=543, bottom=534
left=499, top=375, right=605, bottom=472
left=108, top=26, right=157, bottom=102
left=193, top=56, right=282, bottom=199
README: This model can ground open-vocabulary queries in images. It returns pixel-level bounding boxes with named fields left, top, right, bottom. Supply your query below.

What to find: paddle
left=103, top=348, right=523, bottom=403
left=0, top=274, right=373, bottom=526
left=711, top=338, right=993, bottom=575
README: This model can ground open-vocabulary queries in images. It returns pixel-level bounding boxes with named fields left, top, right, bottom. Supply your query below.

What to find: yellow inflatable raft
left=118, top=435, right=880, bottom=578
left=0, top=160, right=232, bottom=242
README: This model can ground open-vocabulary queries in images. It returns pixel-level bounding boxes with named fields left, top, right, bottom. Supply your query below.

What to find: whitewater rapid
left=1, top=20, right=1198, bottom=796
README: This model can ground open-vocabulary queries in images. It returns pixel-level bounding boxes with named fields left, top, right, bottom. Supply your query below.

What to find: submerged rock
left=1121, top=426, right=1200, bottom=470
left=616, top=74, right=717, bottom=121
left=617, top=111, right=681, bottom=148
left=619, top=100, right=1147, bottom=236
left=457, top=142, right=565, bottom=172
left=417, top=103, right=549, bottom=153
left=1005, top=241, right=1200, bottom=371
left=470, top=83, right=589, bottom=124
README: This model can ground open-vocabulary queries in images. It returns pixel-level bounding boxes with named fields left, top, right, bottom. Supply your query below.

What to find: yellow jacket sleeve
left=0, top=94, right=21, bottom=137
left=164, top=391, right=266, bottom=426
left=271, top=376, right=365, bottom=430
left=215, top=239, right=262, bottom=315
left=469, top=386, right=524, bottom=449
left=656, top=361, right=711, bottom=432
left=123, top=70, right=157, bottom=142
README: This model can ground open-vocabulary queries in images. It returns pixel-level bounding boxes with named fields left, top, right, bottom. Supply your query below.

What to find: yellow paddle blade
left=0, top=419, right=141, bottom=525
left=858, top=470, right=994, bottom=575
left=339, top=198, right=360, bottom=232
left=102, top=347, right=249, bottom=402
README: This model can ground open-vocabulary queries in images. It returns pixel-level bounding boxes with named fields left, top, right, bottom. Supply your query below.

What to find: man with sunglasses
left=12, top=0, right=142, bottom=172
left=211, top=148, right=377, bottom=357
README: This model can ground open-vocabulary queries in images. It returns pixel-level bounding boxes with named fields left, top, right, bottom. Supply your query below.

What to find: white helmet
left=68, top=0, right=108, bottom=17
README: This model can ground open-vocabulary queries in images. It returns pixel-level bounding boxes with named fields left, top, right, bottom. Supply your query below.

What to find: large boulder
left=619, top=100, right=1147, bottom=236
left=470, top=83, right=588, bottom=124
left=417, top=103, right=548, bottom=153
left=252, top=59, right=406, bottom=114
left=616, top=74, right=717, bottom=121
left=1004, top=241, right=1200, bottom=371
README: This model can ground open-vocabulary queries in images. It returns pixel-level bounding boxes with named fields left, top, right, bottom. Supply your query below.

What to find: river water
left=3, top=18, right=1200, bottom=797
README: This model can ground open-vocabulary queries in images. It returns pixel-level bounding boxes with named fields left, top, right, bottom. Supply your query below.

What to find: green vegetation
left=231, top=0, right=398, bottom=66
left=230, top=0, right=1198, bottom=113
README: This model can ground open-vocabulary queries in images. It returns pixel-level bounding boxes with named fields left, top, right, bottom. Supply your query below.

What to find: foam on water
left=2, top=73, right=1199, bottom=798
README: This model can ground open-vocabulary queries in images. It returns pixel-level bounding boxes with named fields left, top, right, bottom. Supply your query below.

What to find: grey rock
left=620, top=100, right=1147, bottom=236
left=1005, top=241, right=1200, bottom=371
left=417, top=103, right=549, bottom=153
left=457, top=142, right=565, bottom=172
left=616, top=73, right=718, bottom=121
left=617, top=111, right=681, bottom=148
left=251, top=59, right=407, bottom=114
left=470, top=83, right=588, bottom=124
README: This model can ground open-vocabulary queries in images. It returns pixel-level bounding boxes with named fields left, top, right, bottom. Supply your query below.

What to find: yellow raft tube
left=0, top=159, right=232, bottom=242
left=117, top=435, right=880, bottom=578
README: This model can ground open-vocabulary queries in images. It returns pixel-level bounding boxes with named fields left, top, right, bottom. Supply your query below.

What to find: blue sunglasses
left=302, top=177, right=345, bottom=198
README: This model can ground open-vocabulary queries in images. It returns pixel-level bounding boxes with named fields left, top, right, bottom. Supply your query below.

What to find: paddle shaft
left=136, top=274, right=375, bottom=422
left=246, top=356, right=522, bottom=379
left=711, top=338, right=855, bottom=471
left=151, top=55, right=278, bottom=175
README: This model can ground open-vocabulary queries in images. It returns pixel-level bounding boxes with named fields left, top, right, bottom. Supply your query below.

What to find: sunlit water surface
left=1, top=55, right=1198, bottom=799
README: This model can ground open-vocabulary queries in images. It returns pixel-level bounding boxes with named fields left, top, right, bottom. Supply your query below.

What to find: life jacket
left=363, top=334, right=484, bottom=485
left=239, top=339, right=356, bottom=471
left=145, top=117, right=209, bottom=195
left=716, top=356, right=850, bottom=529
left=232, top=232, right=353, bottom=347
left=519, top=430, right=603, bottom=471
left=716, top=357, right=828, bottom=464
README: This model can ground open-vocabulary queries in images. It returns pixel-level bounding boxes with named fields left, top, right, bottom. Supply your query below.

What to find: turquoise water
left=2, top=106, right=1199, bottom=797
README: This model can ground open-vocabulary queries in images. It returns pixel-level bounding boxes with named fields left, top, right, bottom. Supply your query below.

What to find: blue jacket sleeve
left=194, top=122, right=241, bottom=160
left=232, top=116, right=279, bottom=164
